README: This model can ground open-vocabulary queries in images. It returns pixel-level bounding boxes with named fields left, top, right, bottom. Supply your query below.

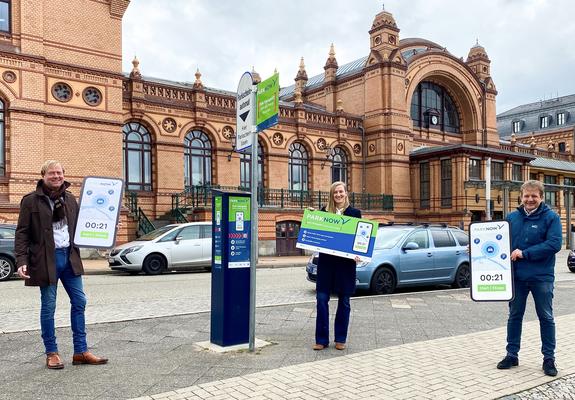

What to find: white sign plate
left=73, top=176, right=124, bottom=248
left=469, top=221, right=514, bottom=302
left=236, top=72, right=255, bottom=151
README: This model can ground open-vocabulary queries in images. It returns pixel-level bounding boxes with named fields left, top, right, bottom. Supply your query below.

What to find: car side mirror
left=175, top=236, right=182, bottom=244
left=403, top=242, right=419, bottom=251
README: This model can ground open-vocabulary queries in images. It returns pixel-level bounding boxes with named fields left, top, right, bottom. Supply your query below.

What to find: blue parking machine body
left=210, top=190, right=251, bottom=346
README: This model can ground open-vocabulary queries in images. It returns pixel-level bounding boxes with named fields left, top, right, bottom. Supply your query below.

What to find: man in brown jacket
left=15, top=160, right=108, bottom=369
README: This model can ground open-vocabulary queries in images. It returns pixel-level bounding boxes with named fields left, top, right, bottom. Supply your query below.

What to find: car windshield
left=374, top=228, right=412, bottom=249
left=137, top=225, right=178, bottom=241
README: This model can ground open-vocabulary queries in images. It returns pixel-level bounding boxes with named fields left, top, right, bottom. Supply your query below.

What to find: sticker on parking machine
left=469, top=221, right=514, bottom=302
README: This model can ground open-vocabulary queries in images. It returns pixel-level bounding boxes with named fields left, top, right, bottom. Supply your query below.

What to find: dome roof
left=467, top=41, right=490, bottom=61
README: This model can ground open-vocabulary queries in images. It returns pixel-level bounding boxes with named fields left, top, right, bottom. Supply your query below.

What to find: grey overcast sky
left=122, top=0, right=575, bottom=114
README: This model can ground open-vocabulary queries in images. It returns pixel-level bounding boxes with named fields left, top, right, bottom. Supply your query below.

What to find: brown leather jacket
left=15, top=180, right=84, bottom=287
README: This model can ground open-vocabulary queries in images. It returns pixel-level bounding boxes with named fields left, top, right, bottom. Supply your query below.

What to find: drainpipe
left=359, top=125, right=366, bottom=194
left=481, top=81, right=487, bottom=148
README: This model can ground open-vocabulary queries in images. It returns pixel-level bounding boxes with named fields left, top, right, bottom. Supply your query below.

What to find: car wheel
left=142, top=254, right=166, bottom=275
left=0, top=256, right=15, bottom=282
left=370, top=266, right=396, bottom=295
left=452, top=263, right=471, bottom=288
left=569, top=266, right=575, bottom=273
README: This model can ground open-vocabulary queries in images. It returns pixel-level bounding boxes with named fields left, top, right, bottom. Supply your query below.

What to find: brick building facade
left=1, top=2, right=575, bottom=254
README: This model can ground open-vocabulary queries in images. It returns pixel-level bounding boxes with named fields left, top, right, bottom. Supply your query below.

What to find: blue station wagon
left=306, top=223, right=470, bottom=295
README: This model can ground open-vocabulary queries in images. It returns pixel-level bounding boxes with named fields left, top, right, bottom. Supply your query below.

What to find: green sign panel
left=214, top=196, right=223, bottom=265
left=256, top=72, right=279, bottom=131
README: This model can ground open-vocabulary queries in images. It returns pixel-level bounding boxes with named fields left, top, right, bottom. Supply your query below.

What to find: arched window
left=184, top=130, right=212, bottom=187
left=240, top=139, right=264, bottom=189
left=288, top=142, right=308, bottom=192
left=330, top=146, right=348, bottom=184
left=123, top=122, right=152, bottom=191
left=410, top=81, right=460, bottom=133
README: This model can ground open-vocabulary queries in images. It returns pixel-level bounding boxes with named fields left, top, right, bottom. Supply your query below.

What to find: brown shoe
left=72, top=351, right=108, bottom=365
left=46, top=352, right=64, bottom=369
left=312, top=343, right=326, bottom=350
left=335, top=342, right=346, bottom=350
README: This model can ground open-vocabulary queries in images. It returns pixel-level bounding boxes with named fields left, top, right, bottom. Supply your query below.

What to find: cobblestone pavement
left=500, top=373, right=575, bottom=399
left=0, top=267, right=316, bottom=333
left=3, top=250, right=572, bottom=334
left=130, top=313, right=575, bottom=400
left=2, top=281, right=575, bottom=399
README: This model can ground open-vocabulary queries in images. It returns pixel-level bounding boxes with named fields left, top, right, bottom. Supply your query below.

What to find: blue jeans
left=40, top=248, right=87, bottom=354
left=506, top=280, right=555, bottom=360
left=315, top=291, right=351, bottom=346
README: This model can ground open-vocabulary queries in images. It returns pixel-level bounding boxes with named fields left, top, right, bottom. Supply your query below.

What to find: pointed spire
left=130, top=56, right=141, bottom=79
left=295, top=57, right=308, bottom=81
left=193, top=67, right=203, bottom=89
left=251, top=66, right=261, bottom=84
left=324, top=43, right=339, bottom=70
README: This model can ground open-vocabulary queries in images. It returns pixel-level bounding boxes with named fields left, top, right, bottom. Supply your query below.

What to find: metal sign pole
left=249, top=93, right=258, bottom=353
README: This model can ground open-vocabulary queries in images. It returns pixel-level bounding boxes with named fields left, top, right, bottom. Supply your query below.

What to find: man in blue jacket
left=497, top=180, right=562, bottom=376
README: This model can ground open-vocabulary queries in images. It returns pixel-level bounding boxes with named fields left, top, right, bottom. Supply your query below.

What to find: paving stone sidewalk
left=129, top=313, right=575, bottom=400
left=2, top=281, right=575, bottom=400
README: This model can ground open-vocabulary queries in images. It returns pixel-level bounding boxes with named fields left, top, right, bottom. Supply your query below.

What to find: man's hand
left=17, top=265, right=30, bottom=279
left=510, top=249, right=523, bottom=261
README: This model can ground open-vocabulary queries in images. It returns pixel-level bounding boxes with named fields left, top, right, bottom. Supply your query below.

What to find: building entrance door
left=275, top=221, right=303, bottom=256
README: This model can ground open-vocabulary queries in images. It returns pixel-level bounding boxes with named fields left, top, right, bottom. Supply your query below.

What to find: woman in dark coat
left=314, top=181, right=361, bottom=350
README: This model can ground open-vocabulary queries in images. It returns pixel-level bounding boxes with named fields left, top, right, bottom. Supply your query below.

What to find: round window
left=82, top=87, right=102, bottom=106
left=52, top=82, right=73, bottom=102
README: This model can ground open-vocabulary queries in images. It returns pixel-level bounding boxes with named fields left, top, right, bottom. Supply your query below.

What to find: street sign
left=256, top=72, right=279, bottom=131
left=236, top=72, right=256, bottom=151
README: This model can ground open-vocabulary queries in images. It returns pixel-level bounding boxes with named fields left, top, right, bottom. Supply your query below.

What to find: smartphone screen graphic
left=353, top=222, right=373, bottom=253
left=235, top=212, right=244, bottom=231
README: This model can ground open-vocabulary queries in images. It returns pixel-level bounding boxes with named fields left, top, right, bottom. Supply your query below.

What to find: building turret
left=368, top=5, right=400, bottom=61
left=294, top=57, right=308, bottom=94
left=466, top=40, right=491, bottom=81
left=324, top=43, right=338, bottom=82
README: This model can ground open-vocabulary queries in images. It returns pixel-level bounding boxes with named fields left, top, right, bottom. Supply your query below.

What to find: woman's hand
left=354, top=256, right=361, bottom=263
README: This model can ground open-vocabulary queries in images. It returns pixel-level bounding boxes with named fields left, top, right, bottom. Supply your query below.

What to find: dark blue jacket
left=316, top=206, right=361, bottom=295
left=506, top=203, right=562, bottom=282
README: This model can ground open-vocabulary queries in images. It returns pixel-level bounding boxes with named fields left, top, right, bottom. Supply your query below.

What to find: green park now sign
left=256, top=72, right=279, bottom=131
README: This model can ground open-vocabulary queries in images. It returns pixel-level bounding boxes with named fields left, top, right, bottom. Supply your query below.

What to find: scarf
left=41, top=182, right=67, bottom=222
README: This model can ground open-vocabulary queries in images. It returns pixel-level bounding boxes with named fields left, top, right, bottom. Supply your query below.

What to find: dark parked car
left=306, top=223, right=470, bottom=294
left=0, top=224, right=17, bottom=282
left=568, top=250, right=575, bottom=272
